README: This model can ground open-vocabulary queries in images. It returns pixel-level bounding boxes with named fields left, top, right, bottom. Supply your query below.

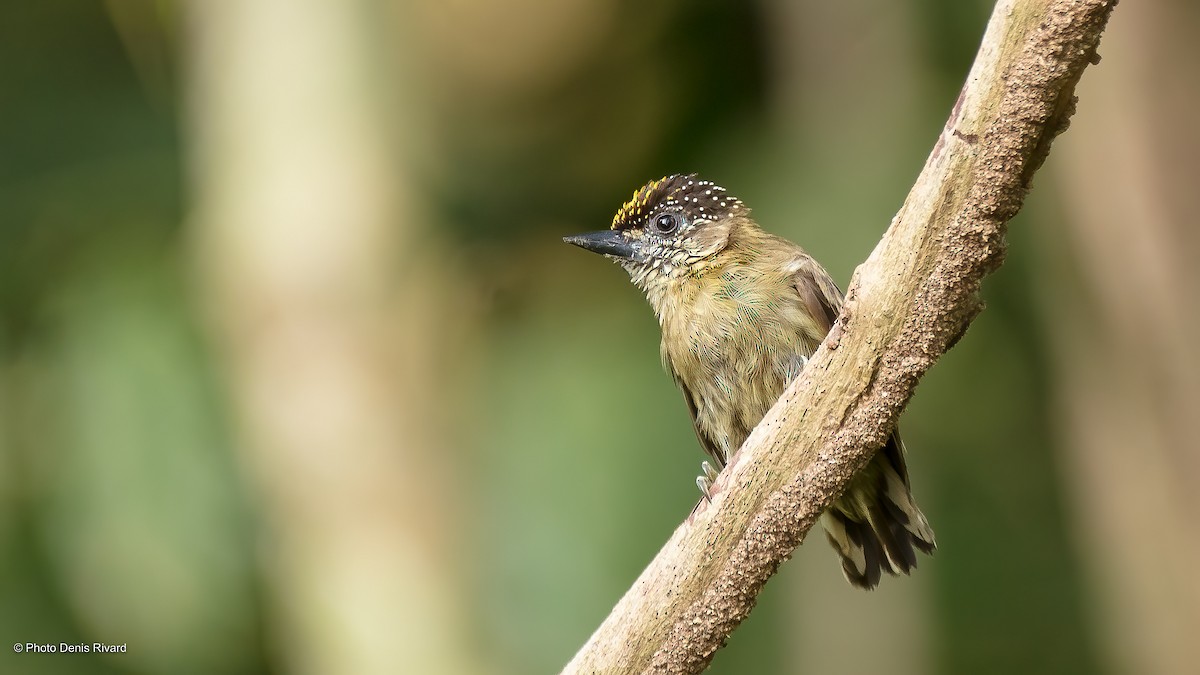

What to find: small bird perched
left=564, top=174, right=935, bottom=589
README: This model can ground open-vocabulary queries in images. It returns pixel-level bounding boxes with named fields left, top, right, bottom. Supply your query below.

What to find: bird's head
left=564, top=174, right=748, bottom=290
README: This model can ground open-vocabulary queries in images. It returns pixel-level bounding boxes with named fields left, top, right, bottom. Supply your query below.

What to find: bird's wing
left=790, top=252, right=913, bottom=485
left=790, top=253, right=844, bottom=333
left=671, top=370, right=728, bottom=469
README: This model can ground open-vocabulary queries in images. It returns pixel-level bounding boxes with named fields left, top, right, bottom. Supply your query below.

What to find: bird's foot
left=695, top=461, right=721, bottom=501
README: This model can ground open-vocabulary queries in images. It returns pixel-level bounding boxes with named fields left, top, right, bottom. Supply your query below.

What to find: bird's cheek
left=635, top=238, right=657, bottom=258
left=689, top=221, right=733, bottom=258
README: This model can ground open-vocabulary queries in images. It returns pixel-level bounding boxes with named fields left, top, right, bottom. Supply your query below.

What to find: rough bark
left=562, top=0, right=1118, bottom=673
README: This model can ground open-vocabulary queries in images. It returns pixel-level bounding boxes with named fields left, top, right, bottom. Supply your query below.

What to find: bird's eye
left=653, top=212, right=681, bottom=235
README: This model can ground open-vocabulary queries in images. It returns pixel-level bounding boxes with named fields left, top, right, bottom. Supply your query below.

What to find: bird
left=563, top=173, right=935, bottom=589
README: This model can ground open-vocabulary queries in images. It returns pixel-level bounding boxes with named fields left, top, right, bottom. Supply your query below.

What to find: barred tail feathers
left=821, top=435, right=935, bottom=589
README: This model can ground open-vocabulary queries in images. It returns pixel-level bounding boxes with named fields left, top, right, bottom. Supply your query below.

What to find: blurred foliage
left=0, top=0, right=1181, bottom=674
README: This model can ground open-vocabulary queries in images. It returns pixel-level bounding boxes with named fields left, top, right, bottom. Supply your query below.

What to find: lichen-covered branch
left=562, top=1, right=1117, bottom=673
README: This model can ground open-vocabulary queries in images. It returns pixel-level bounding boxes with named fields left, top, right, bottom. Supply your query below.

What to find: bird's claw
left=696, top=461, right=721, bottom=501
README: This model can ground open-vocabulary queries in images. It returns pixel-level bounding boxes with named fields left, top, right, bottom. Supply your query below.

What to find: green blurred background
left=2, top=1, right=1197, bottom=674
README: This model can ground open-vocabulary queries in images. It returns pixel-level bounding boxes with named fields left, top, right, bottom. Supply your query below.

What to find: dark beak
left=563, top=230, right=635, bottom=259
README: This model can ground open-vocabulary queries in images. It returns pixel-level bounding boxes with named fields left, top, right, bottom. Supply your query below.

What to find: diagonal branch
left=562, top=0, right=1118, bottom=673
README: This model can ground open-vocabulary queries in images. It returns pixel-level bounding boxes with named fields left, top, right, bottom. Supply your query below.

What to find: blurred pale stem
left=1049, top=0, right=1200, bottom=672
left=184, top=1, right=479, bottom=674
